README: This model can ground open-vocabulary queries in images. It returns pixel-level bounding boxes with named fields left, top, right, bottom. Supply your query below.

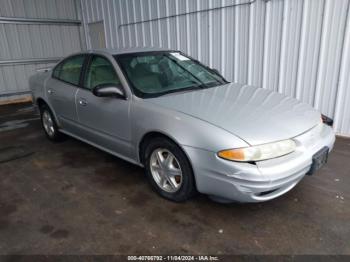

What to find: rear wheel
left=144, top=137, right=196, bottom=202
left=40, top=104, right=64, bottom=142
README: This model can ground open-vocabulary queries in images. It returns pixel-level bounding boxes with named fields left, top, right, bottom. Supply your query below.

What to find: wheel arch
left=139, top=131, right=176, bottom=163
left=138, top=131, right=195, bottom=177
left=36, top=97, right=48, bottom=110
left=36, top=97, right=61, bottom=128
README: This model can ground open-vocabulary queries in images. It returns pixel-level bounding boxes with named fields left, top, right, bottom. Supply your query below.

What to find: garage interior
left=1, top=0, right=350, bottom=256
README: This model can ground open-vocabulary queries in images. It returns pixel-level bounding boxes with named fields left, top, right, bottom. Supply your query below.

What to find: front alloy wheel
left=144, top=137, right=196, bottom=202
left=150, top=148, right=183, bottom=193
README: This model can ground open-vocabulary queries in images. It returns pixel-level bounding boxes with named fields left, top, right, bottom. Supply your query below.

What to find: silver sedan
left=29, top=48, right=336, bottom=203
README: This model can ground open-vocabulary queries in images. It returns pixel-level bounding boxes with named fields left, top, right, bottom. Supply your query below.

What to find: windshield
left=115, top=51, right=228, bottom=98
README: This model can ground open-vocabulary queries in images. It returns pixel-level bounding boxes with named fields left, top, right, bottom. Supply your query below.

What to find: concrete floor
left=0, top=103, right=349, bottom=255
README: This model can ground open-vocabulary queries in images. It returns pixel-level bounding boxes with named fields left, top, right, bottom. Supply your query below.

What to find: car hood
left=146, top=83, right=321, bottom=146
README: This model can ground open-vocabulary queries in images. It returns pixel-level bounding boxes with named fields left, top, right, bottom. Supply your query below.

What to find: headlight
left=217, top=139, right=296, bottom=162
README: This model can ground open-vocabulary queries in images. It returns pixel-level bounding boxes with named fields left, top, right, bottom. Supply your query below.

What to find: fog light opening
left=257, top=188, right=279, bottom=196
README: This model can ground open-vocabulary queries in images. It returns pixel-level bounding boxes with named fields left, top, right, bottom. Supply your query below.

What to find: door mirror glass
left=92, top=84, right=125, bottom=99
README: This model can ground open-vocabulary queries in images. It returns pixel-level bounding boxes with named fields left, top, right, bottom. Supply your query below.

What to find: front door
left=75, top=55, right=132, bottom=158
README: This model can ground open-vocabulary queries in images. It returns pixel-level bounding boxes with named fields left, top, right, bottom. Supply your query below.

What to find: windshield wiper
left=150, top=84, right=206, bottom=98
left=187, top=80, right=207, bottom=89
left=164, top=54, right=209, bottom=88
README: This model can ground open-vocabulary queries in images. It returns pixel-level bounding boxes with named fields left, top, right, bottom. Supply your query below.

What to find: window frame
left=82, top=54, right=123, bottom=92
left=52, top=54, right=88, bottom=87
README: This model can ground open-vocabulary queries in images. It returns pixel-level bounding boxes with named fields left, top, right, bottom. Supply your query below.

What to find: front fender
left=131, top=99, right=249, bottom=161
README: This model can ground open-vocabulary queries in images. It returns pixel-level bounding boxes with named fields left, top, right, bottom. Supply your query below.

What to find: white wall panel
left=248, top=0, right=265, bottom=87
left=262, top=0, right=283, bottom=91
left=295, top=0, right=325, bottom=106
left=334, top=1, right=350, bottom=135
left=234, top=1, right=250, bottom=84
left=0, top=0, right=83, bottom=101
left=81, top=0, right=350, bottom=136
left=278, top=0, right=303, bottom=97
left=0, top=0, right=78, bottom=19
left=314, top=0, right=349, bottom=117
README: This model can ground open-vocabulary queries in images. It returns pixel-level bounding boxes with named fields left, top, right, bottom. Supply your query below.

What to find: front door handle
left=78, top=99, right=87, bottom=106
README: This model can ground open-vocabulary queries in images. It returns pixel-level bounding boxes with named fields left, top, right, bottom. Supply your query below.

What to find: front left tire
left=143, top=137, right=196, bottom=202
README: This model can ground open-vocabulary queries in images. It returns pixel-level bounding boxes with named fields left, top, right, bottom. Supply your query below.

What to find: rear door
left=75, top=54, right=133, bottom=158
left=46, top=55, right=86, bottom=131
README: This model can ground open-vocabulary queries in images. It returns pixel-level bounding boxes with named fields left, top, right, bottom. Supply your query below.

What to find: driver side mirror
left=92, top=84, right=125, bottom=99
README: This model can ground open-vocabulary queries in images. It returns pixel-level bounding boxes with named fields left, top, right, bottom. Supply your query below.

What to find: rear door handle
left=78, top=99, right=87, bottom=106
left=47, top=89, right=54, bottom=94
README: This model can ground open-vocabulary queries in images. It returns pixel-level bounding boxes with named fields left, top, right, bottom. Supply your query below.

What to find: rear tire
left=39, top=104, right=64, bottom=142
left=143, top=137, right=196, bottom=202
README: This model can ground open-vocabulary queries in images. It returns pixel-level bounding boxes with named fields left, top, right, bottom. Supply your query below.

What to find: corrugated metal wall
left=0, top=0, right=83, bottom=103
left=83, top=0, right=348, bottom=136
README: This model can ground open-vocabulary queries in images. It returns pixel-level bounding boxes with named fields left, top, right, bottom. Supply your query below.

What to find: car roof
left=86, top=47, right=173, bottom=56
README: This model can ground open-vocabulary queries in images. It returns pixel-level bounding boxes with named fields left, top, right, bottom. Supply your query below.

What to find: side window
left=53, top=55, right=85, bottom=86
left=84, top=56, right=121, bottom=90
left=52, top=63, right=62, bottom=78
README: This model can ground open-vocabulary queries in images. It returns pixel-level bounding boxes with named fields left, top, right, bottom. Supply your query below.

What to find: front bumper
left=184, top=124, right=336, bottom=203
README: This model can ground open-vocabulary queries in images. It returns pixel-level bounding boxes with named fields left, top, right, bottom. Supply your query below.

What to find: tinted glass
left=84, top=56, right=121, bottom=90
left=54, top=55, right=85, bottom=85
left=52, top=63, right=62, bottom=78
left=115, top=52, right=227, bottom=98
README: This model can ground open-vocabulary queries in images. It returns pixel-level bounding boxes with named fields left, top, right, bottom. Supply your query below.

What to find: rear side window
left=53, top=55, right=85, bottom=86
